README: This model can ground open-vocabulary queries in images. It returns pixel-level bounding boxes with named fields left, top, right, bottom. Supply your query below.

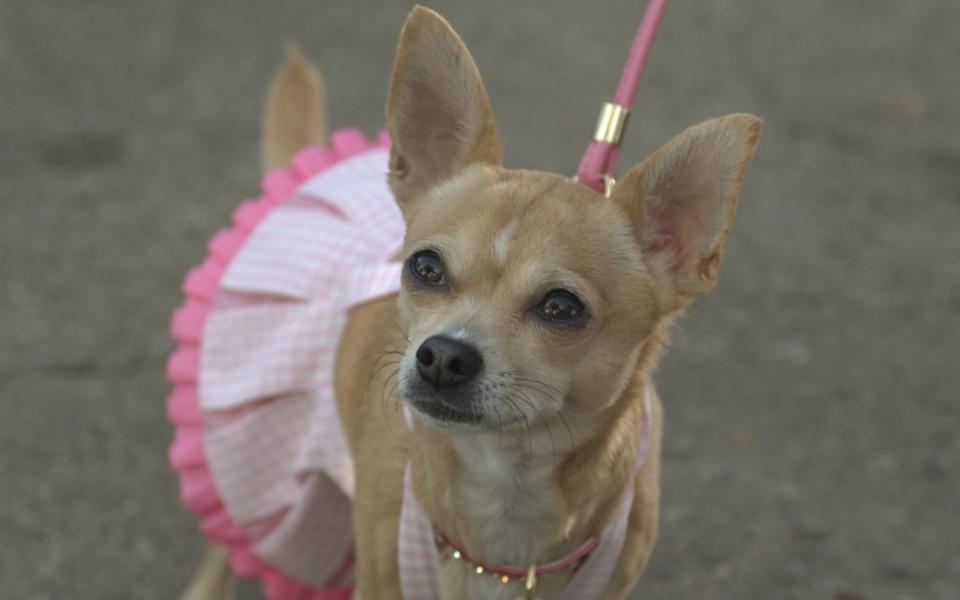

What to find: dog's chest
left=440, top=438, right=573, bottom=597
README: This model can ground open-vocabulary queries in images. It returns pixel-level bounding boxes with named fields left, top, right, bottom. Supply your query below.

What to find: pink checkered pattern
left=199, top=146, right=404, bottom=589
left=399, top=464, right=441, bottom=598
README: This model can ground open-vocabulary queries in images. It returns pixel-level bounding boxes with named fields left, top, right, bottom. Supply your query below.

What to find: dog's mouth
left=406, top=394, right=485, bottom=425
left=403, top=389, right=534, bottom=431
left=398, top=362, right=548, bottom=431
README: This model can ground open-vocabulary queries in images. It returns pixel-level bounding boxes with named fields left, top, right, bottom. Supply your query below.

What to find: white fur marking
left=447, top=326, right=470, bottom=341
left=493, top=219, right=518, bottom=266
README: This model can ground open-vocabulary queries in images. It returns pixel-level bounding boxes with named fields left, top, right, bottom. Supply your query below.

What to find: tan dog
left=183, top=6, right=761, bottom=599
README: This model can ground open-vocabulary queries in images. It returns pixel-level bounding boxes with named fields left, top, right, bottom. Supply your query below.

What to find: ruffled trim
left=167, top=128, right=391, bottom=600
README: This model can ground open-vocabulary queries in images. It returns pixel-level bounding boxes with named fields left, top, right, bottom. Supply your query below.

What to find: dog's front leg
left=180, top=543, right=236, bottom=600
left=353, top=464, right=403, bottom=600
left=352, top=503, right=404, bottom=600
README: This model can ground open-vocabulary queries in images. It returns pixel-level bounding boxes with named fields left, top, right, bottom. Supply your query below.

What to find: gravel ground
left=1, top=1, right=958, bottom=599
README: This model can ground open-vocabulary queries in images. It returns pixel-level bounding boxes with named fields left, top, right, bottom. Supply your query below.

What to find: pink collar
left=435, top=526, right=600, bottom=580
left=398, top=389, right=653, bottom=599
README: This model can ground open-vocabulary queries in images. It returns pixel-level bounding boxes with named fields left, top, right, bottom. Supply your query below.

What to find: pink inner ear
left=645, top=235, right=673, bottom=254
left=626, top=114, right=762, bottom=287
left=644, top=196, right=711, bottom=273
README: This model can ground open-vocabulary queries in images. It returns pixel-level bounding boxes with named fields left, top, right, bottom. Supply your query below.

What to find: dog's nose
left=415, top=335, right=484, bottom=389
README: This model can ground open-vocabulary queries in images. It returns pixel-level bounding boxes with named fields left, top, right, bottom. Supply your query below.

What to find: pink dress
left=167, top=128, right=651, bottom=599
left=167, top=128, right=404, bottom=599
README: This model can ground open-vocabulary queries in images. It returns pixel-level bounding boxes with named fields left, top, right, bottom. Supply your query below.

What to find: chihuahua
left=182, top=6, right=761, bottom=599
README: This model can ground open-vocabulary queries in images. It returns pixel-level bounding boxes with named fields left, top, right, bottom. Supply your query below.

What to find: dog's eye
left=408, top=250, right=447, bottom=287
left=536, top=290, right=586, bottom=324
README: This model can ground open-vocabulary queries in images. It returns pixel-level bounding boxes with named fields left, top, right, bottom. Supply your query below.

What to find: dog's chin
left=405, top=395, right=487, bottom=431
left=400, top=374, right=534, bottom=432
left=403, top=394, right=533, bottom=433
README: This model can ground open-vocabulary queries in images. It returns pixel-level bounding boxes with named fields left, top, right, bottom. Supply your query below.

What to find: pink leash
left=576, top=0, right=670, bottom=196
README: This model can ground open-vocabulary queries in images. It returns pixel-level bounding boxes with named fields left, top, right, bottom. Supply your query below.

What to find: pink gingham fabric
left=168, top=129, right=402, bottom=599
left=201, top=143, right=404, bottom=586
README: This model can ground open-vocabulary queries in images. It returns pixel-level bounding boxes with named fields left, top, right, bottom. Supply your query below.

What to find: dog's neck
left=409, top=366, right=650, bottom=577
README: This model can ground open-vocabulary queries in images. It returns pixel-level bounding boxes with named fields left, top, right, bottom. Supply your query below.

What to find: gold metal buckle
left=593, top=102, right=631, bottom=145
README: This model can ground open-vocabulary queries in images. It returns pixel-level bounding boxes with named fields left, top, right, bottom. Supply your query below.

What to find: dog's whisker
left=393, top=374, right=407, bottom=416
left=520, top=377, right=576, bottom=448
left=348, top=348, right=405, bottom=372
left=502, top=375, right=584, bottom=459
left=362, top=357, right=402, bottom=441
left=510, top=374, right=564, bottom=398
left=390, top=318, right=413, bottom=345
left=361, top=357, right=402, bottom=406
left=377, top=367, right=406, bottom=440
left=379, top=366, right=402, bottom=417
left=500, top=394, right=533, bottom=459
left=507, top=389, right=558, bottom=461
left=361, top=352, right=402, bottom=386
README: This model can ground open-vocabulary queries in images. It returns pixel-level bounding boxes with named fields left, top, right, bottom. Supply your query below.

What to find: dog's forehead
left=408, top=166, right=641, bottom=288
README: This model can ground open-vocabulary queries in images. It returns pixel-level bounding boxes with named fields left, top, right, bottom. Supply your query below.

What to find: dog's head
left=389, top=8, right=762, bottom=432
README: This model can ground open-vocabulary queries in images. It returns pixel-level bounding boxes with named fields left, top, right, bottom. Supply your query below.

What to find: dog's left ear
left=386, top=6, right=502, bottom=213
left=612, top=114, right=763, bottom=301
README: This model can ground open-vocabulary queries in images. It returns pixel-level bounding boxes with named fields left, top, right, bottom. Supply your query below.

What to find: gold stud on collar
left=437, top=532, right=546, bottom=597
left=518, top=565, right=540, bottom=600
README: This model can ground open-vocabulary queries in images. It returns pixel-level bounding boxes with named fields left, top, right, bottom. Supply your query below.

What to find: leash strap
left=575, top=0, right=669, bottom=195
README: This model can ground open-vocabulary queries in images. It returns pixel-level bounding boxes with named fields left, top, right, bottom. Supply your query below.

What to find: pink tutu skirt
left=166, top=128, right=404, bottom=599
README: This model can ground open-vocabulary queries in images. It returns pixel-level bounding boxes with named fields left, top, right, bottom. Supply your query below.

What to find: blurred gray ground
left=1, top=0, right=958, bottom=598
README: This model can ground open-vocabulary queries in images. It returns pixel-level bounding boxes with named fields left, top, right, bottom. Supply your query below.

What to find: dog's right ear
left=386, top=6, right=502, bottom=213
